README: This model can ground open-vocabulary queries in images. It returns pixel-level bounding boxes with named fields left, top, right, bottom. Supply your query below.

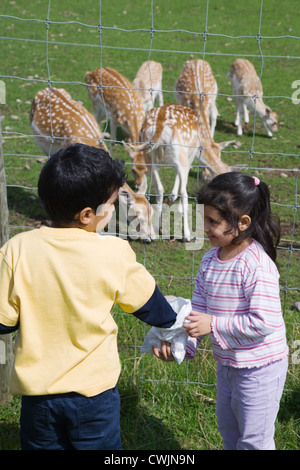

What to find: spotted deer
left=228, top=58, right=278, bottom=137
left=30, top=87, right=108, bottom=154
left=124, top=103, right=234, bottom=241
left=30, top=87, right=155, bottom=241
left=175, top=59, right=219, bottom=138
left=85, top=67, right=147, bottom=186
left=85, top=67, right=145, bottom=147
left=133, top=61, right=164, bottom=112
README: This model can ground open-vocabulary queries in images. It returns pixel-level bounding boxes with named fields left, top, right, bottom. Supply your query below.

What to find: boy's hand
left=152, top=341, right=174, bottom=362
left=184, top=310, right=212, bottom=337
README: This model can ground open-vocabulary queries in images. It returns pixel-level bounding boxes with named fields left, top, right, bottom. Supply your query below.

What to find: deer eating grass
left=85, top=67, right=147, bottom=187
left=228, top=58, right=278, bottom=137
left=30, top=87, right=155, bottom=241
left=124, top=103, right=234, bottom=241
left=85, top=67, right=145, bottom=150
left=30, top=87, right=108, bottom=155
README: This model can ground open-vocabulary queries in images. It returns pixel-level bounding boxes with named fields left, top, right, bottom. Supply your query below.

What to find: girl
left=155, top=172, right=289, bottom=450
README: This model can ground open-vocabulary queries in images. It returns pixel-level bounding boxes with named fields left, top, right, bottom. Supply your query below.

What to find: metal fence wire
left=0, top=0, right=299, bottom=392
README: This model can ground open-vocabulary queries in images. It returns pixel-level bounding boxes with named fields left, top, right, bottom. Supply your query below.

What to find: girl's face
left=203, top=205, right=237, bottom=248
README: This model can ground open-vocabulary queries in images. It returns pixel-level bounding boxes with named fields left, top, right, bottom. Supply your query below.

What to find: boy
left=0, top=143, right=176, bottom=450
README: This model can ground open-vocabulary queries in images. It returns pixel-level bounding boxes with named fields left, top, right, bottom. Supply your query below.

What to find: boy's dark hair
left=197, top=171, right=280, bottom=262
left=38, top=143, right=126, bottom=225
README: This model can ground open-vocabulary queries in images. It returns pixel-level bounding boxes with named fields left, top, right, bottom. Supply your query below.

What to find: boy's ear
left=77, top=207, right=94, bottom=226
left=238, top=214, right=251, bottom=232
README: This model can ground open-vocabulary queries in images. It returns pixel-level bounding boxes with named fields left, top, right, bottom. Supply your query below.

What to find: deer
left=175, top=59, right=219, bottom=138
left=133, top=60, right=164, bottom=112
left=228, top=58, right=278, bottom=137
left=30, top=87, right=108, bottom=155
left=30, top=87, right=155, bottom=241
left=124, top=103, right=235, bottom=242
left=85, top=67, right=148, bottom=187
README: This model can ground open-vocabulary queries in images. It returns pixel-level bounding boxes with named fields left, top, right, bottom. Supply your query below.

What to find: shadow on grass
left=7, top=186, right=47, bottom=223
left=0, top=385, right=182, bottom=450
left=0, top=422, right=20, bottom=451
left=278, top=387, right=300, bottom=423
left=119, top=383, right=182, bottom=451
left=216, top=116, right=273, bottom=140
left=277, top=387, right=300, bottom=449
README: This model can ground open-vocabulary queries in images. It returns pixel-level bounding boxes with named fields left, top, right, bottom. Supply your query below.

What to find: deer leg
left=94, top=102, right=105, bottom=126
left=158, top=89, right=164, bottom=107
left=243, top=103, right=249, bottom=124
left=170, top=174, right=179, bottom=202
left=209, top=99, right=218, bottom=138
left=177, top=161, right=191, bottom=242
left=109, top=120, right=117, bottom=153
left=151, top=164, right=164, bottom=234
left=234, top=97, right=240, bottom=127
left=235, top=97, right=243, bottom=136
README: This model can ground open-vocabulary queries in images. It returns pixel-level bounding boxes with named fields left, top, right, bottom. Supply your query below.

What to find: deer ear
left=122, top=140, right=134, bottom=152
left=122, top=140, right=149, bottom=157
left=265, top=107, right=271, bottom=117
left=216, top=140, right=236, bottom=150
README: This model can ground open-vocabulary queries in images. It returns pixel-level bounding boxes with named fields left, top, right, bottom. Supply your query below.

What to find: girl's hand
left=184, top=310, right=212, bottom=337
left=152, top=341, right=174, bottom=362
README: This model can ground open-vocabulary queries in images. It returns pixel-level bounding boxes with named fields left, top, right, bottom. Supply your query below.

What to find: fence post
left=0, top=81, right=14, bottom=405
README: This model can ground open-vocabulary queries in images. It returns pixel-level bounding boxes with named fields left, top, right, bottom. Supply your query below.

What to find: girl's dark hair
left=197, top=171, right=280, bottom=262
left=38, top=143, right=126, bottom=225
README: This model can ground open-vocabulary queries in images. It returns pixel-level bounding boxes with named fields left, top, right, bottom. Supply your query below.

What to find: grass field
left=0, top=0, right=300, bottom=450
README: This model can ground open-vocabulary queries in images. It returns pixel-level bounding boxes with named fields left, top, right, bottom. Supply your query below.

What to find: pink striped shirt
left=186, top=240, right=288, bottom=368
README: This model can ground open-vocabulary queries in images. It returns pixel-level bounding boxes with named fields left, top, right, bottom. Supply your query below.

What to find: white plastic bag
left=140, top=297, right=191, bottom=364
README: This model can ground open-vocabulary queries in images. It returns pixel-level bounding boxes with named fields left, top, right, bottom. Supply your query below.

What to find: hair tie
left=253, top=176, right=260, bottom=186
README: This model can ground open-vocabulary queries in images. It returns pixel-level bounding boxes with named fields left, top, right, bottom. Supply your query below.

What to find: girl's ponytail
left=251, top=180, right=280, bottom=262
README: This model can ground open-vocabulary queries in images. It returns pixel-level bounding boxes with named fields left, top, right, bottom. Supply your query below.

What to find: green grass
left=0, top=0, right=300, bottom=450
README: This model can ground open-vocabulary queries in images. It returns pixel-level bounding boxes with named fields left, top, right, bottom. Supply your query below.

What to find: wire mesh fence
left=0, top=0, right=299, bottom=396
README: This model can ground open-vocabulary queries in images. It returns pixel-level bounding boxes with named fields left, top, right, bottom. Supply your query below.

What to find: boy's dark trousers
left=20, top=386, right=122, bottom=450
